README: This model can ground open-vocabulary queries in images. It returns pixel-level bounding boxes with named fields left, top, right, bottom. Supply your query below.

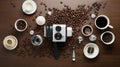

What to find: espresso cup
left=15, top=19, right=28, bottom=32
left=81, top=25, right=93, bottom=36
left=100, top=31, right=115, bottom=45
left=95, top=15, right=113, bottom=30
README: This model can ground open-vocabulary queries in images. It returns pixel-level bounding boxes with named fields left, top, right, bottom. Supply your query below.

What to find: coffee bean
left=60, top=1, right=63, bottom=4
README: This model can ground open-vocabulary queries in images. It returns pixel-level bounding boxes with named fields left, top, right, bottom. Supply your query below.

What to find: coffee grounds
left=17, top=20, right=26, bottom=30
left=103, top=33, right=112, bottom=42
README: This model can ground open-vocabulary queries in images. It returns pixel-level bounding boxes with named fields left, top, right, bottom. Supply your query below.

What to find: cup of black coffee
left=95, top=15, right=113, bottom=30
left=100, top=31, right=115, bottom=45
left=15, top=19, right=28, bottom=32
left=81, top=25, right=93, bottom=36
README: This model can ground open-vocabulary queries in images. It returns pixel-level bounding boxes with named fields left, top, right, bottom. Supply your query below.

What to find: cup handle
left=109, top=25, right=114, bottom=29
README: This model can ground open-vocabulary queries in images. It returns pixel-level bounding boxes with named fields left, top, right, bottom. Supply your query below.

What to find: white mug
left=100, top=31, right=115, bottom=45
left=81, top=25, right=93, bottom=36
left=95, top=15, right=113, bottom=30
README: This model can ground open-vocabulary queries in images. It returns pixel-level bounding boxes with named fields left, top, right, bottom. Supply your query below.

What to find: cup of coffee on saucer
left=100, top=31, right=115, bottom=45
left=83, top=43, right=99, bottom=59
left=15, top=19, right=28, bottom=32
left=3, top=35, right=18, bottom=50
left=95, top=15, right=113, bottom=30
left=22, top=0, right=37, bottom=15
left=81, top=25, right=93, bottom=36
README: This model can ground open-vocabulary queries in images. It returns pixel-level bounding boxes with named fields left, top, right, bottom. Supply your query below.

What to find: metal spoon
left=72, top=46, right=76, bottom=62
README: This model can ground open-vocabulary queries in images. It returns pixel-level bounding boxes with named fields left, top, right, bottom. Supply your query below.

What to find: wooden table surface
left=0, top=0, right=120, bottom=67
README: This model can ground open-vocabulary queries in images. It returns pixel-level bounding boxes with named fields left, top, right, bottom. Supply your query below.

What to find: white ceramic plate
left=22, top=0, right=37, bottom=15
left=3, top=35, right=18, bottom=50
left=83, top=43, right=99, bottom=59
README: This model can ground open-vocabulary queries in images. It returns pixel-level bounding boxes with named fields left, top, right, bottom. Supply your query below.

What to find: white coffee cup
left=22, top=0, right=37, bottom=15
left=95, top=15, right=113, bottom=30
left=81, top=25, right=93, bottom=36
left=15, top=19, right=28, bottom=32
left=100, top=31, right=115, bottom=45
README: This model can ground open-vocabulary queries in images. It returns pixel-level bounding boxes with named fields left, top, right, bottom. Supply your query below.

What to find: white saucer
left=83, top=43, right=99, bottom=59
left=22, top=0, right=37, bottom=15
left=31, top=35, right=43, bottom=46
left=3, top=35, right=18, bottom=50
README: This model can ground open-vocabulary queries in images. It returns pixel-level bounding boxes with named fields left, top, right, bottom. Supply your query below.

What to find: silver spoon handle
left=72, top=47, right=76, bottom=62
